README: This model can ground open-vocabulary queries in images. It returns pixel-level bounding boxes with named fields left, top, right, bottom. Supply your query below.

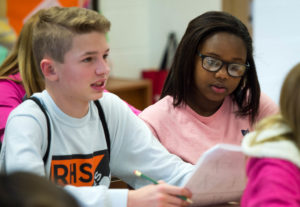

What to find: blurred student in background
left=0, top=171, right=79, bottom=207
left=139, top=11, right=278, bottom=164
left=0, top=10, right=44, bottom=143
left=242, top=63, right=300, bottom=207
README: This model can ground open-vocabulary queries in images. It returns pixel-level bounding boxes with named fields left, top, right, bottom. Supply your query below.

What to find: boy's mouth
left=91, top=81, right=105, bottom=87
left=91, top=80, right=106, bottom=91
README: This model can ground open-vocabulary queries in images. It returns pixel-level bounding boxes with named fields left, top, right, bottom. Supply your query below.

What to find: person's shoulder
left=257, top=91, right=279, bottom=118
left=99, top=91, right=126, bottom=106
left=140, top=96, right=174, bottom=114
left=0, top=74, right=23, bottom=91
left=260, top=91, right=276, bottom=103
left=8, top=73, right=22, bottom=81
left=259, top=92, right=278, bottom=110
left=247, top=157, right=300, bottom=184
left=101, top=91, right=119, bottom=100
left=97, top=92, right=133, bottom=116
left=9, top=93, right=45, bottom=119
left=249, top=157, right=298, bottom=169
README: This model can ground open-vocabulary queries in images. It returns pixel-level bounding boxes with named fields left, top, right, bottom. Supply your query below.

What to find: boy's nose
left=96, top=60, right=110, bottom=75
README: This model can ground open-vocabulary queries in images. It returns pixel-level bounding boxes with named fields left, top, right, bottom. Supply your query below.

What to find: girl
left=0, top=11, right=44, bottom=142
left=241, top=63, right=300, bottom=206
left=139, top=11, right=278, bottom=164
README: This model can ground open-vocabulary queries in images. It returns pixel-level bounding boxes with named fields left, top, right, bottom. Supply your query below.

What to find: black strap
left=28, top=97, right=51, bottom=164
left=28, top=97, right=111, bottom=164
left=94, top=100, right=111, bottom=159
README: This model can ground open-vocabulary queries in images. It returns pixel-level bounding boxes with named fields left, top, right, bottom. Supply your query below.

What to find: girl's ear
left=40, top=58, right=58, bottom=81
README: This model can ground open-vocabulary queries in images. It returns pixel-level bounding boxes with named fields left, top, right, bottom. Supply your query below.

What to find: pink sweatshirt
left=241, top=120, right=300, bottom=206
left=139, top=93, right=278, bottom=164
left=242, top=158, right=300, bottom=207
left=0, top=73, right=25, bottom=142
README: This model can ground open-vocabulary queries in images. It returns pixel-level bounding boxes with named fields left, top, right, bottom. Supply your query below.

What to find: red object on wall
left=142, top=69, right=168, bottom=103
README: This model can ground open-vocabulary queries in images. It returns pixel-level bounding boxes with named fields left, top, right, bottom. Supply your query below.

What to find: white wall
left=253, top=0, right=300, bottom=103
left=100, top=0, right=222, bottom=79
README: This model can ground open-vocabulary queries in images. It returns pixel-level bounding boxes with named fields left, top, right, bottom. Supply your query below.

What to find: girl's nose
left=215, top=65, right=229, bottom=79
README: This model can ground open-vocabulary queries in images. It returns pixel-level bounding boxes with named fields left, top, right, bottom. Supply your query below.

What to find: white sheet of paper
left=184, top=144, right=247, bottom=206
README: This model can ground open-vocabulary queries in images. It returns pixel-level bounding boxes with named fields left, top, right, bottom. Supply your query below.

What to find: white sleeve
left=1, top=113, right=46, bottom=176
left=101, top=94, right=194, bottom=188
left=64, top=185, right=128, bottom=207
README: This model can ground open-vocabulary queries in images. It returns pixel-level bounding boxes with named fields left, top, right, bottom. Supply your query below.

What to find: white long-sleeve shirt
left=0, top=90, right=194, bottom=207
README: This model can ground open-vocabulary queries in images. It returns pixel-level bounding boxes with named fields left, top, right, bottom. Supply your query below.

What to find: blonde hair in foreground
left=255, top=63, right=300, bottom=147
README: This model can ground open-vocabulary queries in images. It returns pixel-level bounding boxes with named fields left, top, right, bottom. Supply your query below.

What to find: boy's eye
left=103, top=54, right=109, bottom=60
left=82, top=57, right=93, bottom=62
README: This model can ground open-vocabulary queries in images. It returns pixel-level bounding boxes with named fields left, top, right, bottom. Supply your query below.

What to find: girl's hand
left=127, top=181, right=192, bottom=207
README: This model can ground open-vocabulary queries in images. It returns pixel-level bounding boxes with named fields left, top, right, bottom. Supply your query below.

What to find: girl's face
left=194, top=32, right=247, bottom=104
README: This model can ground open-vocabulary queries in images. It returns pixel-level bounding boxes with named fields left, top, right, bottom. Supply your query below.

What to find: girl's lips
left=211, top=85, right=227, bottom=94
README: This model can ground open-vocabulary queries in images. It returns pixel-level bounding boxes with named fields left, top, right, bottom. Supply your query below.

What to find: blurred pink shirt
left=0, top=73, right=25, bottom=142
left=242, top=158, right=300, bottom=207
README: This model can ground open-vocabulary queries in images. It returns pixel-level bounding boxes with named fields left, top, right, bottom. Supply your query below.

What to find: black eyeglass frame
left=197, top=53, right=250, bottom=78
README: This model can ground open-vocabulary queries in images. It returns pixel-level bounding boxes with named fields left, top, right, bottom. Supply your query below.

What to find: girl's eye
left=206, top=57, right=220, bottom=67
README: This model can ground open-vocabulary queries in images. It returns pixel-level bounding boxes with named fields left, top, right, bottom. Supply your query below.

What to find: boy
left=0, top=7, right=193, bottom=207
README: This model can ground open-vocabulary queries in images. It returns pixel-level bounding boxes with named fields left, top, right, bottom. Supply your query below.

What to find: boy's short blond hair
left=32, top=6, right=111, bottom=67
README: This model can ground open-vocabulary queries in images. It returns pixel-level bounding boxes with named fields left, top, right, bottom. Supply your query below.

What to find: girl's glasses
left=198, top=53, right=249, bottom=77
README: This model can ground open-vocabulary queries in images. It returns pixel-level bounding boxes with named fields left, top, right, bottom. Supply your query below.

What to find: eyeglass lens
left=202, top=56, right=246, bottom=77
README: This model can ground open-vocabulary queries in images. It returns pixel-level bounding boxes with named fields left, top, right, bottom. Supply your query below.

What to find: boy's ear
left=40, top=58, right=58, bottom=81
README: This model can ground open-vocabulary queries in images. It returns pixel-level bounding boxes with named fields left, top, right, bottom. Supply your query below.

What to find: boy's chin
left=91, top=93, right=103, bottom=101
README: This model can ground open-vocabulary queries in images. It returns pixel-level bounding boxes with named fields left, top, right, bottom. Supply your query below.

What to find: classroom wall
left=253, top=0, right=300, bottom=103
left=100, top=0, right=222, bottom=79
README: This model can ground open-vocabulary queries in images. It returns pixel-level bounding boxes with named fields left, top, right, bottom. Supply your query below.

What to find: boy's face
left=52, top=32, right=110, bottom=103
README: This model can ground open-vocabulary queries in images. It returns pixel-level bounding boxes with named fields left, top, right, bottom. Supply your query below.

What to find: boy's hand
left=127, top=181, right=192, bottom=207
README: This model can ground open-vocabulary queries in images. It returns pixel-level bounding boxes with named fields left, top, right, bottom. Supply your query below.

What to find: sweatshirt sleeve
left=101, top=93, right=194, bottom=189
left=0, top=108, right=47, bottom=176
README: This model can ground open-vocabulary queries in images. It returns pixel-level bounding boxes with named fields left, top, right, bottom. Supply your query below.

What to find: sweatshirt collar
left=242, top=122, right=300, bottom=168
